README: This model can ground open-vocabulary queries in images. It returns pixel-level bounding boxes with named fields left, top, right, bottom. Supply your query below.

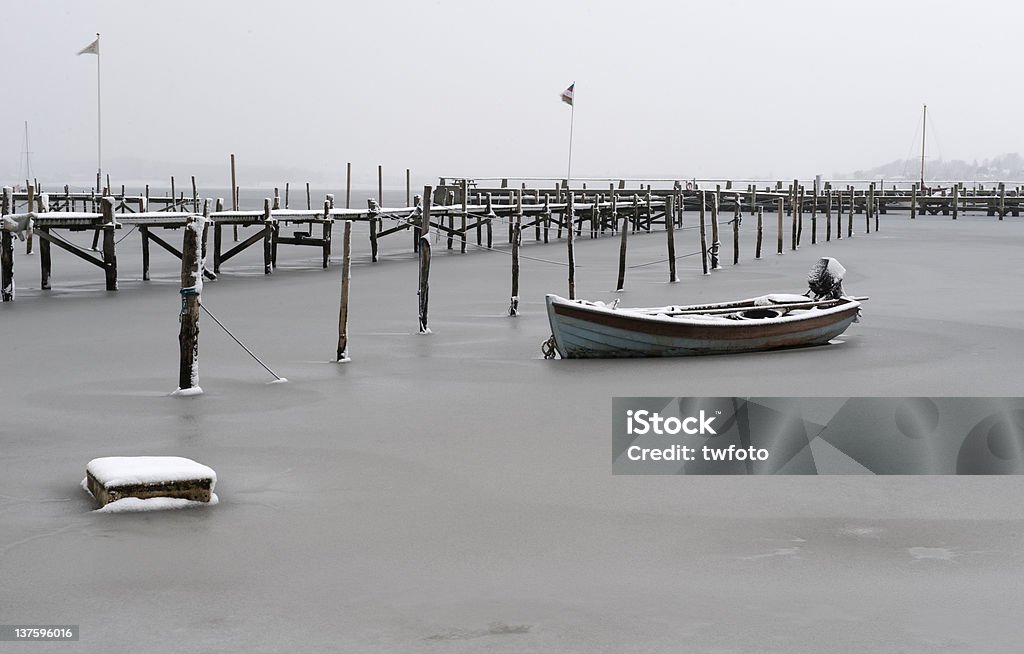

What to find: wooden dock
left=2, top=176, right=1021, bottom=301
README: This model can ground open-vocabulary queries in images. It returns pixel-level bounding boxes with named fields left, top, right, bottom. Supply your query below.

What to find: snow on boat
left=544, top=258, right=867, bottom=359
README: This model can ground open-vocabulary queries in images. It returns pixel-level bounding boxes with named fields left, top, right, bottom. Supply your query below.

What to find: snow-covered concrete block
left=84, top=456, right=217, bottom=508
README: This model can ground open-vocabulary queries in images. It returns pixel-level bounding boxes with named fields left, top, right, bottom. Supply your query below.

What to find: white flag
left=77, top=37, right=99, bottom=56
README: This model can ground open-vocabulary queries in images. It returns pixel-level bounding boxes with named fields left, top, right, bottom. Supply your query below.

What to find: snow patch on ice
left=171, top=386, right=204, bottom=397
left=94, top=493, right=219, bottom=514
left=268, top=377, right=289, bottom=384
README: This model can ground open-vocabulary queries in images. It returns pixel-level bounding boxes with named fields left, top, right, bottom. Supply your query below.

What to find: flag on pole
left=77, top=37, right=99, bottom=56
left=560, top=83, right=574, bottom=106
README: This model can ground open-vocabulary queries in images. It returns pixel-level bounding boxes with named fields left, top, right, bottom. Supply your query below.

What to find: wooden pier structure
left=2, top=176, right=1022, bottom=302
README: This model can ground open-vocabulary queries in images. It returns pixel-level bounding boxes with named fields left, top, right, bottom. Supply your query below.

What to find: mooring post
left=699, top=191, right=710, bottom=274
left=510, top=203, right=521, bottom=316
left=263, top=198, right=274, bottom=274
left=732, top=200, right=740, bottom=264
left=615, top=197, right=631, bottom=291
left=847, top=185, right=854, bottom=237
left=461, top=178, right=469, bottom=253
left=36, top=192, right=51, bottom=289
left=777, top=197, right=784, bottom=255
left=483, top=192, right=494, bottom=249
left=755, top=206, right=763, bottom=259
left=825, top=184, right=832, bottom=241
left=406, top=169, right=411, bottom=208
left=952, top=183, right=959, bottom=220
left=542, top=193, right=550, bottom=243
left=866, top=182, right=874, bottom=233
left=567, top=191, right=576, bottom=299
left=367, top=198, right=380, bottom=262
left=212, top=198, right=224, bottom=273
left=336, top=220, right=353, bottom=361
left=810, top=187, right=817, bottom=244
left=412, top=194, right=423, bottom=251
left=999, top=182, right=1006, bottom=220
left=710, top=189, right=721, bottom=269
left=25, top=184, right=35, bottom=255
left=418, top=186, right=432, bottom=333
left=322, top=196, right=333, bottom=269
left=273, top=187, right=280, bottom=211
left=346, top=161, right=354, bottom=208
left=666, top=194, right=677, bottom=282
left=1, top=186, right=13, bottom=301
left=177, top=213, right=205, bottom=392
left=911, top=183, right=917, bottom=220
left=100, top=197, right=118, bottom=291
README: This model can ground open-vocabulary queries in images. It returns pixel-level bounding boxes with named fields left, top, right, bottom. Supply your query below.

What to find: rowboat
left=544, top=258, right=866, bottom=359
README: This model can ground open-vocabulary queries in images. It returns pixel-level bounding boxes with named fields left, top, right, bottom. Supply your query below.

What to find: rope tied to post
left=179, top=285, right=200, bottom=319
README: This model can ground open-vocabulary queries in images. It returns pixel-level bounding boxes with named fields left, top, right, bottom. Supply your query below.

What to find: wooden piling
left=406, top=169, right=411, bottom=207
left=25, top=184, right=35, bottom=255
left=177, top=214, right=204, bottom=392
left=100, top=197, right=118, bottom=291
left=418, top=185, right=432, bottom=333
left=755, top=206, right=763, bottom=259
left=510, top=209, right=521, bottom=316
left=1, top=187, right=12, bottom=301
left=665, top=194, right=677, bottom=282
left=866, top=183, right=873, bottom=233
left=567, top=192, right=576, bottom=299
left=710, top=190, right=721, bottom=269
left=263, top=198, right=274, bottom=274
left=306, top=182, right=311, bottom=210
left=367, top=198, right=380, bottom=262
left=699, top=191, right=710, bottom=274
left=777, top=197, right=784, bottom=255
left=336, top=220, right=353, bottom=361
left=847, top=185, right=854, bottom=238
left=911, top=183, right=917, bottom=220
left=732, top=201, right=740, bottom=264
left=790, top=183, right=798, bottom=251
left=999, top=182, right=1006, bottom=220
left=346, top=162, right=352, bottom=209
left=616, top=197, right=631, bottom=291
left=825, top=186, right=832, bottom=241
left=461, top=179, right=469, bottom=253
left=952, top=184, right=959, bottom=220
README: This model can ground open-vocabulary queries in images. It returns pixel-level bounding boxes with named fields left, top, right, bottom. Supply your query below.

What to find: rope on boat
left=541, top=335, right=558, bottom=359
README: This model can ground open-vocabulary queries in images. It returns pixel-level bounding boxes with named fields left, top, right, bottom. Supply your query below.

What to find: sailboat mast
left=919, top=104, right=927, bottom=190
left=23, top=120, right=32, bottom=181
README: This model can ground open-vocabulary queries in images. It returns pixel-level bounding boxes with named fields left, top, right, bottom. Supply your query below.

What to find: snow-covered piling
left=710, top=188, right=721, bottom=269
left=1, top=186, right=13, bottom=301
left=698, top=192, right=709, bottom=274
left=615, top=197, right=630, bottom=291
left=418, top=186, right=432, bottom=334
left=777, top=196, right=784, bottom=255
left=337, top=219, right=352, bottom=362
left=177, top=214, right=205, bottom=394
left=665, top=194, right=677, bottom=282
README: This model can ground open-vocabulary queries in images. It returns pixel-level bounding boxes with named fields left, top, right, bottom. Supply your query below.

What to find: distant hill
left=838, top=153, right=1024, bottom=181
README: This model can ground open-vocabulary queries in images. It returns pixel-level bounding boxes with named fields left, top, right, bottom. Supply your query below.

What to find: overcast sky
left=3, top=0, right=1022, bottom=187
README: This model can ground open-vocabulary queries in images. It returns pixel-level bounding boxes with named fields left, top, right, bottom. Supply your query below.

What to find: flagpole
left=566, top=98, right=574, bottom=191
left=95, top=33, right=102, bottom=194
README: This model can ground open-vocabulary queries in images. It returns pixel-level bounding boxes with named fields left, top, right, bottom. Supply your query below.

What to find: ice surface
left=3, top=217, right=1024, bottom=651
